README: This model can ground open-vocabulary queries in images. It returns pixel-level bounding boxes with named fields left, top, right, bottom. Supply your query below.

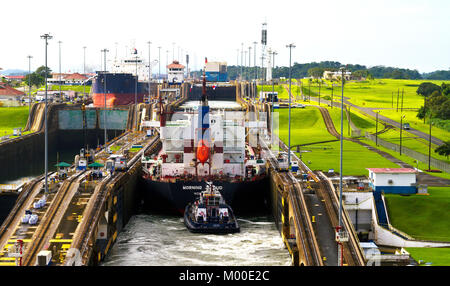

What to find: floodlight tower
left=261, top=22, right=267, bottom=82
left=40, top=33, right=52, bottom=195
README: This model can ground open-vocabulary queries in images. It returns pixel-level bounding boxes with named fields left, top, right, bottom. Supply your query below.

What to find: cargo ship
left=141, top=58, right=269, bottom=215
left=91, top=48, right=149, bottom=107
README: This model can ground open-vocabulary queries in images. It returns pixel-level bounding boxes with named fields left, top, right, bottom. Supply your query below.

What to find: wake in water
left=102, top=214, right=291, bottom=266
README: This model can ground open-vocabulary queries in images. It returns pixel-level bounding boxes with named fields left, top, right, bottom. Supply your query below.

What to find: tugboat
left=184, top=182, right=240, bottom=234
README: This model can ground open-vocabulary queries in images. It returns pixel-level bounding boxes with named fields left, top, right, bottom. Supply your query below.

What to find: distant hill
left=197, top=62, right=450, bottom=81
left=0, top=69, right=29, bottom=76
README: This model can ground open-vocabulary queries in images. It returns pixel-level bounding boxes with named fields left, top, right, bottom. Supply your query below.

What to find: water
left=101, top=214, right=291, bottom=266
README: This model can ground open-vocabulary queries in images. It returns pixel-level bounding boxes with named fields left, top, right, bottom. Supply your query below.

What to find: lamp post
left=83, top=46, right=86, bottom=100
left=101, top=48, right=109, bottom=148
left=40, top=33, right=52, bottom=195
left=286, top=43, right=295, bottom=168
left=331, top=83, right=334, bottom=108
left=241, top=43, right=244, bottom=80
left=158, top=46, right=161, bottom=79
left=147, top=41, right=152, bottom=83
left=172, top=42, right=175, bottom=61
left=244, top=50, right=247, bottom=81
left=248, top=46, right=252, bottom=81
left=271, top=50, right=277, bottom=144
left=375, top=111, right=379, bottom=146
left=253, top=41, right=257, bottom=81
left=58, top=41, right=62, bottom=102
left=428, top=113, right=432, bottom=171
left=135, top=53, right=138, bottom=130
left=337, top=67, right=346, bottom=266
left=27, top=55, right=32, bottom=113
left=166, top=50, right=169, bottom=79
left=400, top=115, right=406, bottom=155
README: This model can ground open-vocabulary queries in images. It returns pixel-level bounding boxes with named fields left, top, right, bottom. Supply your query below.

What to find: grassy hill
left=385, top=187, right=450, bottom=242
left=0, top=106, right=30, bottom=137
left=276, top=107, right=398, bottom=175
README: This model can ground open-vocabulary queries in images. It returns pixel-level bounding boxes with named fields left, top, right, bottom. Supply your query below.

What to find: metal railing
left=365, top=132, right=450, bottom=173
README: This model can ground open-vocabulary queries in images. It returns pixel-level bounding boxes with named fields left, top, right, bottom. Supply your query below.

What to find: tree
left=416, top=82, right=441, bottom=97
left=35, top=66, right=52, bottom=78
left=307, top=67, right=324, bottom=79
left=25, top=73, right=45, bottom=87
left=435, top=141, right=450, bottom=159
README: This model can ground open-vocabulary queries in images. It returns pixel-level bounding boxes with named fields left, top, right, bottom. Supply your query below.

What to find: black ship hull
left=141, top=176, right=270, bottom=215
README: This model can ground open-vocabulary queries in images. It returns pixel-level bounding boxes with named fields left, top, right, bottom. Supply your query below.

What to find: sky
left=0, top=0, right=449, bottom=74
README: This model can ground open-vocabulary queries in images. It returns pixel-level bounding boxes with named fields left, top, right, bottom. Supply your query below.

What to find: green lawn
left=406, top=247, right=450, bottom=266
left=0, top=106, right=30, bottom=137
left=385, top=187, right=450, bottom=241
left=276, top=107, right=398, bottom=175
left=256, top=84, right=300, bottom=100
left=377, top=128, right=449, bottom=163
left=42, top=85, right=91, bottom=93
left=301, top=78, right=450, bottom=109
left=377, top=109, right=450, bottom=142
left=360, top=138, right=450, bottom=180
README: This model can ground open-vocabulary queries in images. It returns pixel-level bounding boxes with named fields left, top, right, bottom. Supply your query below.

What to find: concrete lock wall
left=58, top=109, right=129, bottom=130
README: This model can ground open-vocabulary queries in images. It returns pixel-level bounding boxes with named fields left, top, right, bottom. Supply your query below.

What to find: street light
left=271, top=50, right=277, bottom=145
left=101, top=48, right=109, bottom=148
left=244, top=50, right=247, bottom=81
left=241, top=43, right=244, bottom=80
left=286, top=43, right=295, bottom=167
left=27, top=55, right=32, bottom=113
left=83, top=47, right=86, bottom=100
left=158, top=46, right=161, bottom=79
left=253, top=41, right=257, bottom=82
left=337, top=66, right=346, bottom=266
left=166, top=50, right=169, bottom=79
left=400, top=115, right=406, bottom=155
left=375, top=111, right=380, bottom=146
left=147, top=41, right=152, bottom=82
left=172, top=42, right=175, bottom=61
left=135, top=52, right=138, bottom=129
left=58, top=41, right=62, bottom=102
left=40, top=33, right=52, bottom=195
left=428, top=112, right=433, bottom=171
left=248, top=46, right=252, bottom=82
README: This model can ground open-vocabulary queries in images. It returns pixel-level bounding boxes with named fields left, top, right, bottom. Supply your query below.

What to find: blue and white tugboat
left=184, top=182, right=240, bottom=234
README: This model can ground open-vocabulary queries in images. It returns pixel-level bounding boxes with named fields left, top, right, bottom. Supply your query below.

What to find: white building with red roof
left=367, top=168, right=417, bottom=194
left=0, top=83, right=26, bottom=106
left=167, top=60, right=185, bottom=83
left=48, top=73, right=89, bottom=85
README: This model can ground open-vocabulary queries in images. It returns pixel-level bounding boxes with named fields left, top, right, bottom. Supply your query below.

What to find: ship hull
left=92, top=93, right=146, bottom=107
left=141, top=176, right=270, bottom=215
left=91, top=72, right=148, bottom=107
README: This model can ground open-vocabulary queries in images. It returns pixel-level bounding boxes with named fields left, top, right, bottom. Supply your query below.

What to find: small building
left=323, top=70, right=352, bottom=81
left=48, top=73, right=90, bottom=85
left=367, top=168, right=417, bottom=194
left=167, top=61, right=185, bottom=83
left=0, top=83, right=25, bottom=106
left=4, top=75, right=25, bottom=82
left=205, top=61, right=228, bottom=82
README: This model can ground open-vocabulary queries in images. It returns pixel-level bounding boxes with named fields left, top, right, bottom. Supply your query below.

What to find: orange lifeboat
left=197, top=140, right=209, bottom=164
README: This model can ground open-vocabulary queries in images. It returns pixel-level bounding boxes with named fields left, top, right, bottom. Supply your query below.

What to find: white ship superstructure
left=111, top=48, right=150, bottom=81
left=144, top=108, right=267, bottom=179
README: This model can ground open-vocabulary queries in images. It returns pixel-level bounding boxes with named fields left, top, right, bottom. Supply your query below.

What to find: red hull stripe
left=92, top=93, right=146, bottom=107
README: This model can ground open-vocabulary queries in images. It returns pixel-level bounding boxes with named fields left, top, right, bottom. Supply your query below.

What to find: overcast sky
left=1, top=0, right=449, bottom=74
